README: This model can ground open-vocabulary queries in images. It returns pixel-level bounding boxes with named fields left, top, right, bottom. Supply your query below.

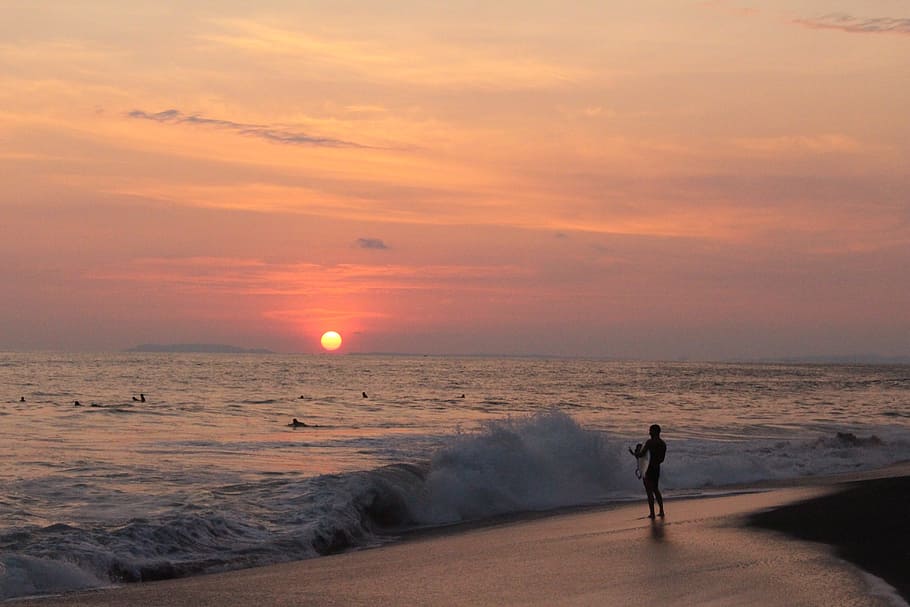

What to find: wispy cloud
left=89, top=257, right=526, bottom=298
left=201, top=19, right=589, bottom=90
left=128, top=108, right=366, bottom=148
left=355, top=237, right=389, bottom=250
left=697, top=1, right=761, bottom=18
left=794, top=13, right=910, bottom=36
left=730, top=134, right=863, bottom=155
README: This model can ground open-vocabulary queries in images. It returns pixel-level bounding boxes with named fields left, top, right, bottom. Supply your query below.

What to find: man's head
left=649, top=424, right=661, bottom=437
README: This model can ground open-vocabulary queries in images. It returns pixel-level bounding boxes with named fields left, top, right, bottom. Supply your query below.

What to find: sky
left=1, top=1, right=908, bottom=359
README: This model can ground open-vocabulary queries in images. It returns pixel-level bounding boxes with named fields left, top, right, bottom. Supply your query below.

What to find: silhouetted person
left=20, top=396, right=25, bottom=402
left=630, top=424, right=666, bottom=519
left=132, top=394, right=146, bottom=402
left=362, top=391, right=368, bottom=398
left=74, top=400, right=82, bottom=407
left=289, top=418, right=308, bottom=427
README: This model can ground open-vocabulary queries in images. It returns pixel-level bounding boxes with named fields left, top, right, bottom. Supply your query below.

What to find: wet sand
left=24, top=471, right=909, bottom=607
left=747, top=474, right=910, bottom=603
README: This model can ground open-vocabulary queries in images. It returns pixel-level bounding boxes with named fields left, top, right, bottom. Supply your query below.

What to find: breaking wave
left=1, top=411, right=905, bottom=600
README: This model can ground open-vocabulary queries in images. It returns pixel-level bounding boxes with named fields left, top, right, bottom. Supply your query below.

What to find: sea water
left=1, top=353, right=908, bottom=599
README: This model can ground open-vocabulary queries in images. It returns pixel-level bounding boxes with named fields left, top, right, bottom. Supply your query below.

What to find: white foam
left=0, top=554, right=108, bottom=600
left=861, top=570, right=910, bottom=607
left=663, top=429, right=909, bottom=489
left=1, top=411, right=907, bottom=600
left=409, top=411, right=632, bottom=523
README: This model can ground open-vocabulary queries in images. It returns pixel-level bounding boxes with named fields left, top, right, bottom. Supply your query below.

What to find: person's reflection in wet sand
left=649, top=518, right=666, bottom=542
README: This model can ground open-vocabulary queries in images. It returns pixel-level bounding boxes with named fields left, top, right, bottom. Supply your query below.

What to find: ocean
left=1, top=352, right=908, bottom=600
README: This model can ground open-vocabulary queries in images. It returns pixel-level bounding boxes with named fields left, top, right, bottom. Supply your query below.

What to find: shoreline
left=18, top=465, right=910, bottom=606
left=746, top=474, right=910, bottom=603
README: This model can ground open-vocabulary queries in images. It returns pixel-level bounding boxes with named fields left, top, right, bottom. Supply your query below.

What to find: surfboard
left=636, top=451, right=649, bottom=479
left=630, top=443, right=649, bottom=478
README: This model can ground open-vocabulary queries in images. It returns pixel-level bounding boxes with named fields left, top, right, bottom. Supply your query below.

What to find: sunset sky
left=2, top=1, right=908, bottom=359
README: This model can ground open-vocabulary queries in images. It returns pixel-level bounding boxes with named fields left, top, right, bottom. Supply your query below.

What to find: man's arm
left=630, top=441, right=648, bottom=457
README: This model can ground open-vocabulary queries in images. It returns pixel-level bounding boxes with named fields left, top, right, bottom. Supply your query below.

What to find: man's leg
left=644, top=479, right=656, bottom=518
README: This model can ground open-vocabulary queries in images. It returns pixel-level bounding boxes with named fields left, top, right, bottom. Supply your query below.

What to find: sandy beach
left=22, top=467, right=909, bottom=607
left=748, top=473, right=910, bottom=604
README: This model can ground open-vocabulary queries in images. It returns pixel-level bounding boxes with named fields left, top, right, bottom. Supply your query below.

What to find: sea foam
left=1, top=411, right=905, bottom=600
left=0, top=412, right=624, bottom=599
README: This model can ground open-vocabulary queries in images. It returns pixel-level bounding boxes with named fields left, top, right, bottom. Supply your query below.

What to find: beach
left=748, top=473, right=910, bottom=604
left=4, top=356, right=908, bottom=605
left=24, top=468, right=909, bottom=607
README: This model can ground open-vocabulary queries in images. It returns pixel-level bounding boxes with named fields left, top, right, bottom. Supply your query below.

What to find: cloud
left=355, top=237, right=389, bottom=250
left=201, top=19, right=590, bottom=90
left=698, top=1, right=761, bottom=18
left=730, top=134, right=863, bottom=155
left=89, top=257, right=527, bottom=299
left=794, top=14, right=910, bottom=36
left=128, top=109, right=366, bottom=148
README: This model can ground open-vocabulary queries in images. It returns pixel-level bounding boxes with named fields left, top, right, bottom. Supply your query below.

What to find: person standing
left=631, top=424, right=666, bottom=519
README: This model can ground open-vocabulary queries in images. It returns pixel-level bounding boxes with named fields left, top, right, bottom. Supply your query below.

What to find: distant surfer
left=629, top=424, right=666, bottom=519
left=20, top=396, right=25, bottom=402
left=362, top=391, right=368, bottom=398
left=289, top=418, right=308, bottom=427
left=132, top=394, right=146, bottom=402
left=74, top=400, right=82, bottom=407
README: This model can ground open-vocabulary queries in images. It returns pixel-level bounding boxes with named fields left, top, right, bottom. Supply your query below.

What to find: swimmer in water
left=288, top=418, right=308, bottom=427
left=132, top=394, right=146, bottom=402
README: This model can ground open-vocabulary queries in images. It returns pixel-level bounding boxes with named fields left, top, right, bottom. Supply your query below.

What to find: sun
left=320, top=330, right=343, bottom=351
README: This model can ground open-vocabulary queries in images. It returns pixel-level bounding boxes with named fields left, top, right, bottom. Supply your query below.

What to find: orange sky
left=1, top=1, right=908, bottom=358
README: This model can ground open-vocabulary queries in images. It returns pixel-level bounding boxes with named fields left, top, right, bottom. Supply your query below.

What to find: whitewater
left=1, top=353, right=908, bottom=600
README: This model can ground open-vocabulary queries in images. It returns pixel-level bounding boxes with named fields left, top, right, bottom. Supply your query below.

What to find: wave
left=664, top=429, right=906, bottom=489
left=1, top=411, right=906, bottom=600
left=0, top=412, right=620, bottom=599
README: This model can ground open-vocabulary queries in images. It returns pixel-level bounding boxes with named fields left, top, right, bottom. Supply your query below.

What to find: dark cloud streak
left=795, top=13, right=910, bottom=36
left=355, top=238, right=389, bottom=250
left=128, top=109, right=367, bottom=148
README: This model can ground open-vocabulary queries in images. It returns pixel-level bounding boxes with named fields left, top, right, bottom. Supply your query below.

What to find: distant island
left=127, top=343, right=274, bottom=354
